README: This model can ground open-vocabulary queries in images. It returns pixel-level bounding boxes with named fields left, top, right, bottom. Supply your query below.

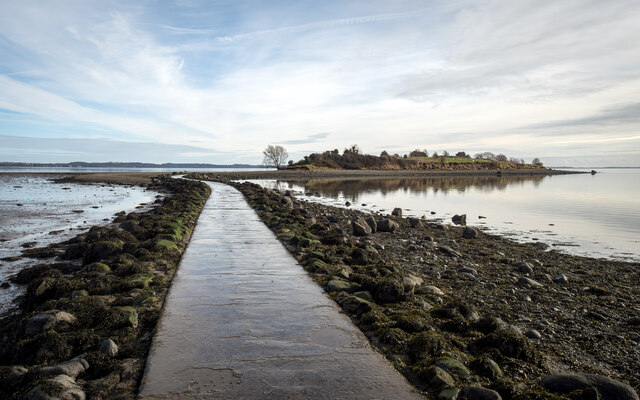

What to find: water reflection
left=272, top=175, right=546, bottom=200
left=249, top=169, right=640, bottom=262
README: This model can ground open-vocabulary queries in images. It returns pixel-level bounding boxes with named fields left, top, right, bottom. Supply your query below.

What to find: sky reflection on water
left=251, top=169, right=640, bottom=262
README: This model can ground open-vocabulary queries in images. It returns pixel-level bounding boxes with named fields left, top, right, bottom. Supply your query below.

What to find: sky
left=0, top=0, right=639, bottom=167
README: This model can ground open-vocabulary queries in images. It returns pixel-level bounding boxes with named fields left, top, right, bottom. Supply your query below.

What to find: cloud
left=280, top=132, right=330, bottom=145
left=0, top=1, right=639, bottom=165
left=524, top=102, right=640, bottom=131
left=0, top=134, right=229, bottom=163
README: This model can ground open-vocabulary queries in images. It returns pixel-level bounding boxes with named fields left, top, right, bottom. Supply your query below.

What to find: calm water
left=0, top=175, right=157, bottom=314
left=0, top=167, right=271, bottom=173
left=251, top=168, right=640, bottom=262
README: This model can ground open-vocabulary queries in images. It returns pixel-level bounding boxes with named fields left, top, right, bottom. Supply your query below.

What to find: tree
left=344, top=144, right=360, bottom=155
left=380, top=150, right=389, bottom=157
left=455, top=151, right=469, bottom=158
left=442, top=150, right=450, bottom=157
left=409, top=149, right=427, bottom=157
left=263, top=145, right=288, bottom=169
left=532, top=157, right=543, bottom=166
left=496, top=153, right=507, bottom=161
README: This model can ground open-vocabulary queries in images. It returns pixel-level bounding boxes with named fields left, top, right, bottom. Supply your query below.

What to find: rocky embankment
left=223, top=179, right=639, bottom=400
left=0, top=176, right=210, bottom=399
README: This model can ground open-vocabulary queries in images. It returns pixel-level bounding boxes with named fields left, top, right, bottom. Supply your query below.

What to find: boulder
left=459, top=386, right=502, bottom=400
left=364, top=216, right=377, bottom=233
left=34, top=358, right=89, bottom=378
left=409, top=218, right=422, bottom=228
left=541, top=374, right=638, bottom=400
left=26, top=374, right=86, bottom=400
left=392, top=207, right=402, bottom=217
left=377, top=219, right=399, bottom=232
left=351, top=217, right=372, bottom=237
left=462, top=227, right=478, bottom=239
left=100, top=339, right=119, bottom=357
left=327, top=280, right=351, bottom=292
left=514, top=262, right=534, bottom=274
left=26, top=310, right=76, bottom=335
left=452, top=214, right=467, bottom=225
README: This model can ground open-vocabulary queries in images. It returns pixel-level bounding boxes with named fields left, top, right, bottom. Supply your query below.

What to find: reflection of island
left=275, top=175, right=547, bottom=201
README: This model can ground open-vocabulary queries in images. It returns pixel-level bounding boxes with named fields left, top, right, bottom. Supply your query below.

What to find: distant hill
left=0, top=161, right=266, bottom=169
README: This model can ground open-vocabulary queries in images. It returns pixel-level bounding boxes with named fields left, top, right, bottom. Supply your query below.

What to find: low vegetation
left=287, top=145, right=544, bottom=171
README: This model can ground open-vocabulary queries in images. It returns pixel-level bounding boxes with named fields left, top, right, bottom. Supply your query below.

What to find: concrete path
left=138, top=182, right=422, bottom=399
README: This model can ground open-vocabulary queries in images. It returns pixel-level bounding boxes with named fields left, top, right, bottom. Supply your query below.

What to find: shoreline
left=223, top=179, right=639, bottom=398
left=1, top=172, right=636, bottom=399
left=0, top=175, right=211, bottom=399
left=184, top=167, right=585, bottom=181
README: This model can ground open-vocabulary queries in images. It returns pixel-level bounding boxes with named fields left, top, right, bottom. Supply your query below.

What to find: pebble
left=514, top=262, right=534, bottom=274
left=525, top=329, right=541, bottom=339
left=554, top=273, right=568, bottom=283
left=518, top=277, right=543, bottom=288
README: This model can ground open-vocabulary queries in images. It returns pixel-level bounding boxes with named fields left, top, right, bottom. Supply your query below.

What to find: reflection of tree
left=275, top=176, right=547, bottom=201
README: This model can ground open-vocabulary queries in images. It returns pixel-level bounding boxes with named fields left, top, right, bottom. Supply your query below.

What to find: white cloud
left=0, top=0, right=639, bottom=165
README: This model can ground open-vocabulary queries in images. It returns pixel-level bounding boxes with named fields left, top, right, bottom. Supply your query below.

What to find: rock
left=517, top=277, right=543, bottom=288
left=435, top=224, right=448, bottom=231
left=403, top=274, right=424, bottom=288
left=514, top=262, right=534, bottom=274
left=71, top=290, right=88, bottom=298
left=525, top=329, right=542, bottom=339
left=26, top=374, right=86, bottom=400
left=26, top=310, right=76, bottom=335
left=339, top=295, right=372, bottom=315
left=421, top=285, right=445, bottom=296
left=459, top=267, right=477, bottom=275
left=555, top=273, right=568, bottom=283
left=282, top=196, right=294, bottom=210
left=377, top=219, right=399, bottom=232
left=471, top=357, right=502, bottom=380
left=409, top=218, right=422, bottom=228
left=86, top=262, right=111, bottom=274
left=462, top=227, right=478, bottom=239
left=364, top=216, right=377, bottom=233
left=429, top=367, right=456, bottom=389
left=452, top=214, right=467, bottom=225
left=438, top=245, right=462, bottom=258
left=100, top=339, right=119, bottom=357
left=435, top=357, right=470, bottom=377
left=35, top=357, right=89, bottom=378
left=373, top=278, right=408, bottom=303
left=438, top=388, right=461, bottom=400
left=392, top=207, right=402, bottom=217
left=117, top=307, right=139, bottom=328
left=8, top=366, right=28, bottom=379
left=1, top=281, right=10, bottom=289
left=351, top=217, right=372, bottom=236
left=353, top=291, right=373, bottom=301
left=327, top=215, right=339, bottom=223
left=541, top=374, right=639, bottom=400
left=627, top=317, right=640, bottom=326
left=327, top=279, right=351, bottom=292
left=459, top=386, right=502, bottom=400
left=345, top=201, right=351, bottom=207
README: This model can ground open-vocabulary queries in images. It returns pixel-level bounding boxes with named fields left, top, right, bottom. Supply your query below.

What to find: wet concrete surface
left=138, top=182, right=422, bottom=399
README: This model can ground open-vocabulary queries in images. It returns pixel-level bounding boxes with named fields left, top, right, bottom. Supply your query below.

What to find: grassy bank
left=0, top=176, right=210, bottom=399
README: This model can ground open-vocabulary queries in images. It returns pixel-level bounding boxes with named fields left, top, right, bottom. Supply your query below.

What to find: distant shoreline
left=188, top=168, right=586, bottom=181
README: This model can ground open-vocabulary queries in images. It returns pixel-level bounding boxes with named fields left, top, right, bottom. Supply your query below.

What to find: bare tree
left=532, top=157, right=543, bottom=166
left=263, top=145, right=288, bottom=169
